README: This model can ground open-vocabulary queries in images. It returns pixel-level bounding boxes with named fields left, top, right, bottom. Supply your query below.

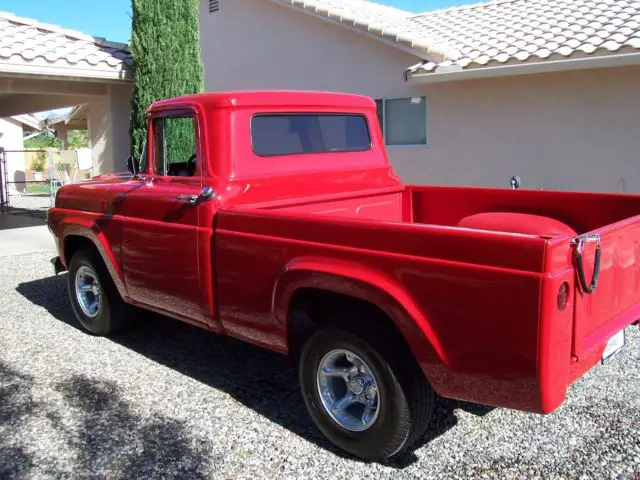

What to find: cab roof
left=149, top=90, right=376, bottom=112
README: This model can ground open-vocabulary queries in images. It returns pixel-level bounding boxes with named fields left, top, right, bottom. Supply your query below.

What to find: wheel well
left=63, top=235, right=100, bottom=266
left=287, top=288, right=411, bottom=361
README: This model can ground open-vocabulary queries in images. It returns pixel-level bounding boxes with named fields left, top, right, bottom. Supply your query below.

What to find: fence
left=0, top=147, right=91, bottom=216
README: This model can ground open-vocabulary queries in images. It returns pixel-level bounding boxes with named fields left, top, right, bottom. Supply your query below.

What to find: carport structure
left=0, top=11, right=132, bottom=175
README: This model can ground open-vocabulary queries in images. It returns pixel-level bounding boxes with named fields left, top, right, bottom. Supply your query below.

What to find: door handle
left=178, top=186, right=215, bottom=205
left=178, top=194, right=199, bottom=205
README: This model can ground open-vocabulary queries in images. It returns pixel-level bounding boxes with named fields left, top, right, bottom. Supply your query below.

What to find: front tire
left=68, top=248, right=131, bottom=336
left=299, top=327, right=433, bottom=460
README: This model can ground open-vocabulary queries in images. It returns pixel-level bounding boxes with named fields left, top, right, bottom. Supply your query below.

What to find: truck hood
left=91, top=171, right=133, bottom=181
left=54, top=173, right=140, bottom=213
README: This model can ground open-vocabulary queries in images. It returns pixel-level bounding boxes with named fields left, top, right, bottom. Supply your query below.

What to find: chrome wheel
left=75, top=265, right=101, bottom=318
left=316, top=349, right=381, bottom=432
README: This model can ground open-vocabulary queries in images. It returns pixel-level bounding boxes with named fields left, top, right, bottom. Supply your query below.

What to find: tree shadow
left=0, top=360, right=212, bottom=477
left=51, top=375, right=213, bottom=478
left=16, top=274, right=493, bottom=468
left=0, top=363, right=39, bottom=478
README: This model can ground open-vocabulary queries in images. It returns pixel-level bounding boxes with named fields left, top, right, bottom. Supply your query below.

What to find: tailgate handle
left=571, top=233, right=601, bottom=295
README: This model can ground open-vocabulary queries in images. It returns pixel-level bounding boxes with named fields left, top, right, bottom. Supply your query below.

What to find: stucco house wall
left=0, top=117, right=24, bottom=152
left=0, top=117, right=27, bottom=189
left=199, top=0, right=419, bottom=96
left=87, top=83, right=133, bottom=175
left=400, top=65, right=640, bottom=193
left=199, top=0, right=640, bottom=193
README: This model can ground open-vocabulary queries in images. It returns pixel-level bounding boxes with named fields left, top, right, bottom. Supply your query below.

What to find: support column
left=87, top=95, right=110, bottom=176
left=57, top=127, right=69, bottom=149
left=87, top=83, right=132, bottom=175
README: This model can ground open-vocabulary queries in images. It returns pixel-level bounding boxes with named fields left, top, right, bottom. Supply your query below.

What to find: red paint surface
left=48, top=91, right=640, bottom=414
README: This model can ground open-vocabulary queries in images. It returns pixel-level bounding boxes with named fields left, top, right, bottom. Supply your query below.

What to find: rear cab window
left=251, top=114, right=371, bottom=156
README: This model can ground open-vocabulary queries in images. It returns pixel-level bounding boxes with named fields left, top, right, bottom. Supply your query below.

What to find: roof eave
left=266, top=0, right=459, bottom=62
left=407, top=51, right=640, bottom=84
left=10, top=114, right=42, bottom=130
left=0, top=62, right=132, bottom=82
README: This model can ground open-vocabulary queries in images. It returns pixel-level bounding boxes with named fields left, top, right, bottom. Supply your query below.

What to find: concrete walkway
left=0, top=213, right=55, bottom=257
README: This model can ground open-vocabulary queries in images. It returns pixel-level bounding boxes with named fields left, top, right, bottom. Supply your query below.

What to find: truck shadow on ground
left=16, top=274, right=493, bottom=468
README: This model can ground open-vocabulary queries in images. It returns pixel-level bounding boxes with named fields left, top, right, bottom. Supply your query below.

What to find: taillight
left=557, top=282, right=570, bottom=311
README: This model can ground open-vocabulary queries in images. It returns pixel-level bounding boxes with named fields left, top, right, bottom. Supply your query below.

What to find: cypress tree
left=129, top=0, right=204, bottom=160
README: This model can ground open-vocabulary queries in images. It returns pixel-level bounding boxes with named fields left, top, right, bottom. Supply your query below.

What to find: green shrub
left=129, top=0, right=204, bottom=160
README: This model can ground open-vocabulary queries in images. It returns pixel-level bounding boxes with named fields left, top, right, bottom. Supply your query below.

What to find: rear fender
left=272, top=256, right=448, bottom=370
left=58, top=218, right=127, bottom=299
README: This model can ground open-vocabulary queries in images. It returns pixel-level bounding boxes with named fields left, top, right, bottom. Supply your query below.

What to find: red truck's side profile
left=48, top=91, right=638, bottom=459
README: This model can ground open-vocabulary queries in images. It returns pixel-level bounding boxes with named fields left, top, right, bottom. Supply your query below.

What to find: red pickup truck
left=48, top=91, right=638, bottom=460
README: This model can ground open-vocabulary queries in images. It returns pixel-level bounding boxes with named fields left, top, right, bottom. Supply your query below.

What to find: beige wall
left=201, top=0, right=640, bottom=193
left=402, top=65, right=640, bottom=193
left=88, top=83, right=132, bottom=175
left=0, top=118, right=26, bottom=188
left=199, top=0, right=420, bottom=96
left=0, top=117, right=24, bottom=151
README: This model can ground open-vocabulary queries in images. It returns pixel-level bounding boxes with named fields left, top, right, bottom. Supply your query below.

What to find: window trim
left=250, top=113, right=372, bottom=158
left=375, top=96, right=428, bottom=148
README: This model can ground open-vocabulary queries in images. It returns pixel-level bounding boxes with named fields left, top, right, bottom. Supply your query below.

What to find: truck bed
left=261, top=184, right=640, bottom=234
left=216, top=185, right=640, bottom=413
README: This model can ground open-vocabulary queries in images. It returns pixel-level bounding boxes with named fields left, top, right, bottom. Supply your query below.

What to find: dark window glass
left=384, top=97, right=427, bottom=146
left=251, top=114, right=371, bottom=156
left=153, top=116, right=197, bottom=176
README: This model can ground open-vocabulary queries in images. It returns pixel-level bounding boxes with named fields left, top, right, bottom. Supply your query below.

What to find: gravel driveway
left=1, top=251, right=639, bottom=479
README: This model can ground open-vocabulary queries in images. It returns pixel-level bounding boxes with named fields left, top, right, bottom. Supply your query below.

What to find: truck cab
left=48, top=91, right=639, bottom=461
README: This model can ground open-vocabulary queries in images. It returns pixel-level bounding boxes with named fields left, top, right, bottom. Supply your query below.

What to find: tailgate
left=572, top=215, right=640, bottom=358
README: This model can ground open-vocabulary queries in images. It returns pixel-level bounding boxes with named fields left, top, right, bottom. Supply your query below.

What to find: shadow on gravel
left=0, top=360, right=211, bottom=477
left=0, top=363, right=39, bottom=478
left=17, top=274, right=493, bottom=468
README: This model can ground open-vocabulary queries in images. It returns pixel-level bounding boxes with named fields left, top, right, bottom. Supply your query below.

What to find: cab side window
left=153, top=116, right=198, bottom=177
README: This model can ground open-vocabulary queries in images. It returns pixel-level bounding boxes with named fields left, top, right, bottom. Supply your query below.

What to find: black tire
left=67, top=247, right=132, bottom=336
left=299, top=325, right=434, bottom=460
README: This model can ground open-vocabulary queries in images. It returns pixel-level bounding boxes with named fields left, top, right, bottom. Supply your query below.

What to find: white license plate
left=602, top=329, right=626, bottom=364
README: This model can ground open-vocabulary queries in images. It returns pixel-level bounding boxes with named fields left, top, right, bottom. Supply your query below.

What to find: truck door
left=120, top=111, right=212, bottom=324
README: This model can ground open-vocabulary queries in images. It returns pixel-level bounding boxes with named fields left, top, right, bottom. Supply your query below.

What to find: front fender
left=51, top=209, right=127, bottom=299
left=272, top=256, right=449, bottom=372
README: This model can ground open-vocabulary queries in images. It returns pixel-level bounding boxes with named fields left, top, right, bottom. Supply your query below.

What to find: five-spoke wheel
left=299, top=325, right=434, bottom=460
left=75, top=265, right=102, bottom=318
left=68, top=247, right=132, bottom=335
left=317, top=349, right=380, bottom=432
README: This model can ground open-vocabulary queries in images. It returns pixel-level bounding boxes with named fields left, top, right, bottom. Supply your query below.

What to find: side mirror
left=127, top=155, right=139, bottom=175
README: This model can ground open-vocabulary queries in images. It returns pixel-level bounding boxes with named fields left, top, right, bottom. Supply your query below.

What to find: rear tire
left=67, top=248, right=132, bottom=336
left=299, top=323, right=434, bottom=460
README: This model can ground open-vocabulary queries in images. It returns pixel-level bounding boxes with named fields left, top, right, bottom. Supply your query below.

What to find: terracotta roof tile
left=404, top=0, right=640, bottom=74
left=0, top=11, right=131, bottom=80
left=272, top=0, right=640, bottom=75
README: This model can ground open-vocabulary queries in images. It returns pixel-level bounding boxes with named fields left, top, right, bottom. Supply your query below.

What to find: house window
left=375, top=97, right=427, bottom=147
left=209, top=0, right=220, bottom=13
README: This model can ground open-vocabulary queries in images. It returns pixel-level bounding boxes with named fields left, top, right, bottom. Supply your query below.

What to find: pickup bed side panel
left=215, top=209, right=549, bottom=412
left=270, top=258, right=447, bottom=364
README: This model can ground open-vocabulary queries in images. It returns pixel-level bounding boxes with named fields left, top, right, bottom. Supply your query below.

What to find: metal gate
left=0, top=147, right=60, bottom=216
